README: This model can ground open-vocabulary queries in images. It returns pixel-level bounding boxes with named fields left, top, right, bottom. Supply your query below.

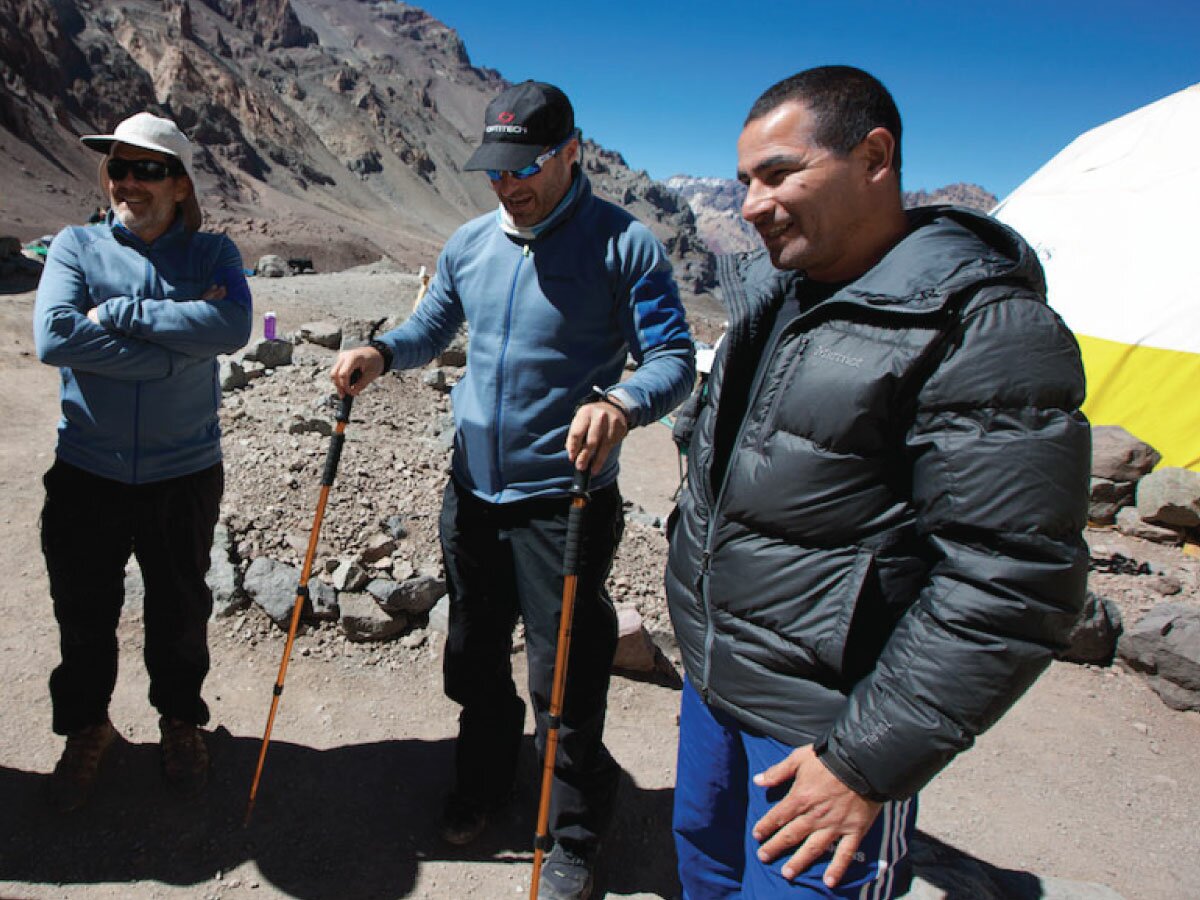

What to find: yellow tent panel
left=993, top=84, right=1200, bottom=471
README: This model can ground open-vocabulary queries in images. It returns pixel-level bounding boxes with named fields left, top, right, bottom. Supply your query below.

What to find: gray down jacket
left=665, top=205, right=1090, bottom=801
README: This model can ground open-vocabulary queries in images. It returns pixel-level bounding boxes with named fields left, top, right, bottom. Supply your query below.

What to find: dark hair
left=745, top=65, right=902, bottom=176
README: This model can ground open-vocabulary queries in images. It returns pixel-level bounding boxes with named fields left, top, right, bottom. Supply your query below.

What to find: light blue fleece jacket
left=375, top=172, right=695, bottom=503
left=34, top=215, right=252, bottom=484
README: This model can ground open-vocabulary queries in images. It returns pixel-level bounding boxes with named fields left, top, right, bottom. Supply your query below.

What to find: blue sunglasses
left=487, top=134, right=575, bottom=182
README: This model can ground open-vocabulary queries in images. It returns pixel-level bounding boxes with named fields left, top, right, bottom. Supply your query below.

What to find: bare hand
left=565, top=399, right=629, bottom=472
left=200, top=284, right=227, bottom=301
left=751, top=745, right=882, bottom=887
left=331, top=346, right=385, bottom=397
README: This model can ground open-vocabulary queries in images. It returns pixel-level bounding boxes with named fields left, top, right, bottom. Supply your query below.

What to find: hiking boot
left=438, top=791, right=490, bottom=846
left=46, top=719, right=117, bottom=812
left=159, top=716, right=209, bottom=794
left=539, top=842, right=595, bottom=900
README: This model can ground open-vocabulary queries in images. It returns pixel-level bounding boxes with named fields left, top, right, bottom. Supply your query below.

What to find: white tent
left=992, top=83, right=1200, bottom=471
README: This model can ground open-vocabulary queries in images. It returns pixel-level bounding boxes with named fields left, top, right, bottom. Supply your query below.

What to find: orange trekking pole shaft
left=244, top=379, right=357, bottom=825
left=530, top=467, right=591, bottom=898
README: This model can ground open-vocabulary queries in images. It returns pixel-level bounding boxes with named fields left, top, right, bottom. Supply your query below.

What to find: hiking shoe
left=159, top=717, right=209, bottom=794
left=46, top=719, right=117, bottom=812
left=438, top=791, right=490, bottom=846
left=539, top=842, right=595, bottom=900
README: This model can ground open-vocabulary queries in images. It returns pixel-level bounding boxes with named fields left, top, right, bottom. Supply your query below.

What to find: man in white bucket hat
left=34, top=111, right=253, bottom=810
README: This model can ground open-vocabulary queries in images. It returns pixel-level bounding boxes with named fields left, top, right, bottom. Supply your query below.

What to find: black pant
left=440, top=476, right=625, bottom=851
left=41, top=459, right=224, bottom=735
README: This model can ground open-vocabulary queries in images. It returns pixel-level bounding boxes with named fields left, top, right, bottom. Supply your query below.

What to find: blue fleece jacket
left=34, top=215, right=252, bottom=484
left=375, top=172, right=695, bottom=502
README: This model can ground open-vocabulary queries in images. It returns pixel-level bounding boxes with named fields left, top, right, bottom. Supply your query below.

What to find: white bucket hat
left=81, top=112, right=202, bottom=230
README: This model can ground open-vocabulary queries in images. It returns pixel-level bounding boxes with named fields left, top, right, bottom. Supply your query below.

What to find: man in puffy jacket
left=34, top=112, right=252, bottom=810
left=332, top=81, right=694, bottom=899
left=665, top=66, right=1089, bottom=898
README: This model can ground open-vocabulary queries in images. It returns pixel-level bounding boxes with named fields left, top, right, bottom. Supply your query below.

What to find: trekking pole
left=530, top=466, right=591, bottom=898
left=413, top=266, right=431, bottom=310
left=244, top=371, right=360, bottom=825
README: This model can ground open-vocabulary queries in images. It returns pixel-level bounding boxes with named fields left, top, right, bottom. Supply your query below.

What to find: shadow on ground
left=0, top=730, right=680, bottom=899
left=908, top=830, right=1109, bottom=899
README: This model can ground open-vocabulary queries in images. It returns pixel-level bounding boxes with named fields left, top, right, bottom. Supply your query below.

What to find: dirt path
left=2, top=277, right=1198, bottom=900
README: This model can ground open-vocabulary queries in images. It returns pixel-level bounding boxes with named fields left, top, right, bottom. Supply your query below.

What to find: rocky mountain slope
left=0, top=0, right=714, bottom=295
left=662, top=176, right=760, bottom=256
left=666, top=174, right=999, bottom=256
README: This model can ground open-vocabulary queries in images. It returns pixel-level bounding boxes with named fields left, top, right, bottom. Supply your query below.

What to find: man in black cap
left=333, top=81, right=694, bottom=899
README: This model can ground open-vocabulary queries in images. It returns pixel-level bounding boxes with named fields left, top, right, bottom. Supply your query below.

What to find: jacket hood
left=843, top=204, right=1045, bottom=309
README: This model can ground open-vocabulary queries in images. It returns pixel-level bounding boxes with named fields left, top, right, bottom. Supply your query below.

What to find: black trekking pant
left=440, top=475, right=624, bottom=852
left=41, top=459, right=223, bottom=735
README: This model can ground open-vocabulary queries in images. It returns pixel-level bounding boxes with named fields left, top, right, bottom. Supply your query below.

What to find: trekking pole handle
left=323, top=370, right=360, bottom=485
left=334, top=369, right=362, bottom=424
left=563, top=468, right=591, bottom=576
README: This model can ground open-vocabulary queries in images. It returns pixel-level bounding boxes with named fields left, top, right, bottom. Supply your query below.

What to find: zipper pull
left=695, top=550, right=711, bottom=594
left=523, top=244, right=531, bottom=257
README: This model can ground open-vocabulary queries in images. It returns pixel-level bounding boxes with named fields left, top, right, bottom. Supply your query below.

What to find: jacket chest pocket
left=757, top=322, right=942, bottom=456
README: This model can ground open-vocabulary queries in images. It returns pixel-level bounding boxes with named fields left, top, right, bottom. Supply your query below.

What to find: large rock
left=339, top=593, right=408, bottom=642
left=359, top=533, right=398, bottom=564
left=339, top=318, right=399, bottom=350
left=1058, top=592, right=1122, bottom=665
left=1136, top=467, right=1200, bottom=528
left=367, top=574, right=444, bottom=615
left=244, top=557, right=337, bottom=626
left=208, top=524, right=246, bottom=618
left=256, top=254, right=288, bottom=278
left=286, top=415, right=333, bottom=436
left=427, top=593, right=450, bottom=635
left=220, top=359, right=249, bottom=391
left=1114, top=507, right=1185, bottom=545
left=1090, top=425, right=1160, bottom=482
left=612, top=604, right=658, bottom=672
left=1088, top=478, right=1134, bottom=525
left=306, top=579, right=339, bottom=621
left=243, top=338, right=294, bottom=368
left=1117, top=603, right=1200, bottom=711
left=298, top=321, right=342, bottom=349
left=332, top=559, right=371, bottom=592
left=422, top=368, right=451, bottom=393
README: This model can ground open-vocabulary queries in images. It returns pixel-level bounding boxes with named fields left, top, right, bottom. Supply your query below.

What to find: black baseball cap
left=464, top=81, right=575, bottom=172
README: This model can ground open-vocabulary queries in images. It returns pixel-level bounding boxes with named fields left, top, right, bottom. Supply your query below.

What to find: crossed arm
left=34, top=230, right=252, bottom=379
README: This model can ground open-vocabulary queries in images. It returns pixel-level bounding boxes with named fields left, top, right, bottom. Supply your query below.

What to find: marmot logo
left=815, top=345, right=864, bottom=368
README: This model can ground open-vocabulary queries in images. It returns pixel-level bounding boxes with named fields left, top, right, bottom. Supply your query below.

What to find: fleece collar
left=497, top=169, right=585, bottom=240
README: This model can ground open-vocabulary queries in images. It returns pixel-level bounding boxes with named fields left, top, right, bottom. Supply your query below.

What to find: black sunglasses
left=106, top=157, right=184, bottom=183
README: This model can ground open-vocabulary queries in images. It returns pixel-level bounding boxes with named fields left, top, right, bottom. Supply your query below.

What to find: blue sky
left=418, top=0, right=1199, bottom=199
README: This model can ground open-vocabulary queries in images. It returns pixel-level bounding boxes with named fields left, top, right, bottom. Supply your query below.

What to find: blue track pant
left=673, top=680, right=916, bottom=899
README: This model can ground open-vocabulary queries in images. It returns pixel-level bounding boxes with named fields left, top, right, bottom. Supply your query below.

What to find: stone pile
left=1089, top=425, right=1200, bottom=545
left=205, top=318, right=672, bottom=674
left=1082, top=426, right=1200, bottom=710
